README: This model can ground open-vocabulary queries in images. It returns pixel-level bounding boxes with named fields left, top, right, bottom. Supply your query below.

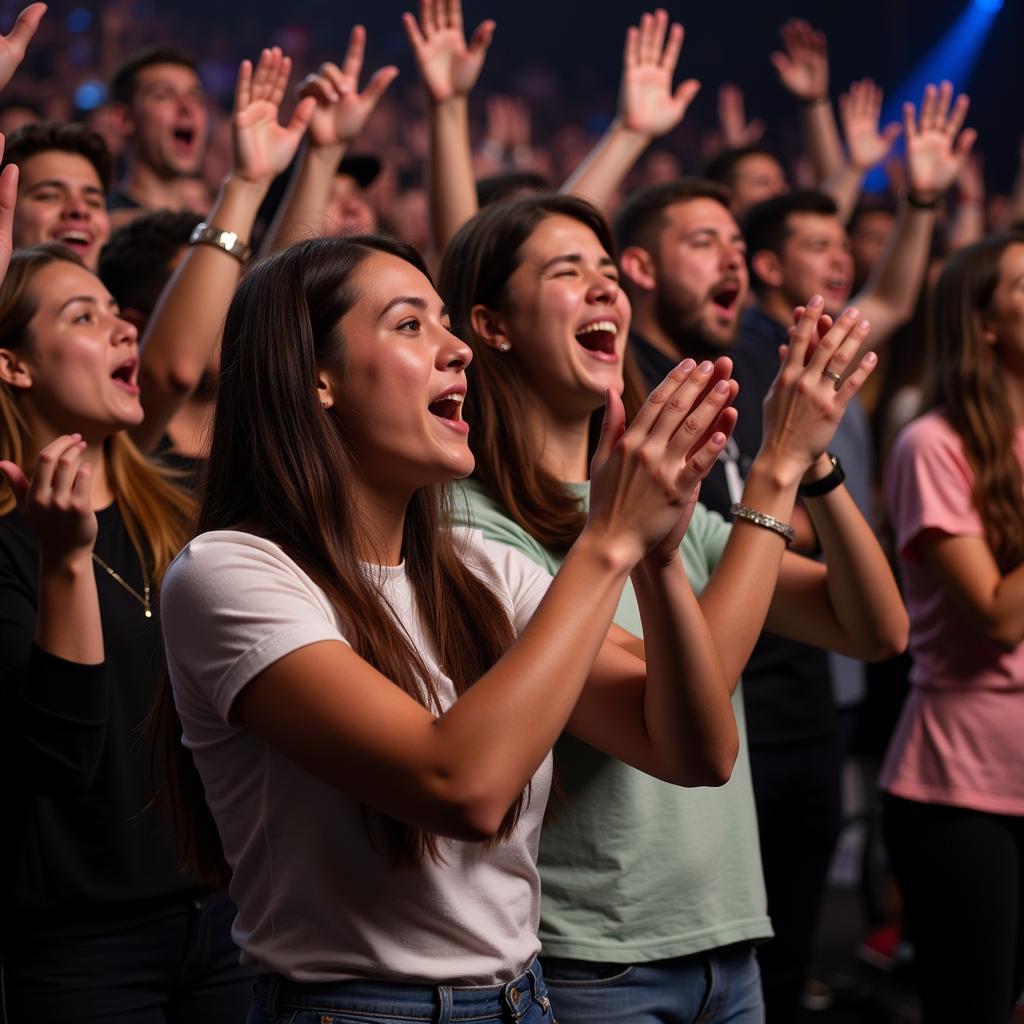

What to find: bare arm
left=132, top=48, right=315, bottom=453
left=403, top=0, right=494, bottom=253
left=856, top=81, right=976, bottom=350
left=234, top=363, right=736, bottom=839
left=1005, top=137, right=1024, bottom=229
left=564, top=10, right=699, bottom=213
left=946, top=153, right=986, bottom=253
left=260, top=27, right=398, bottom=254
left=771, top=19, right=843, bottom=183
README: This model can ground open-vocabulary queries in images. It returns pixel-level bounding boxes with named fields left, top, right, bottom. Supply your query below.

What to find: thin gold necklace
left=92, top=546, right=152, bottom=618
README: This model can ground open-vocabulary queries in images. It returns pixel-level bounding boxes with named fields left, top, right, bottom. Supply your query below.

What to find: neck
left=119, top=160, right=193, bottom=209
left=523, top=396, right=592, bottom=483
left=350, top=481, right=409, bottom=566
left=760, top=290, right=795, bottom=329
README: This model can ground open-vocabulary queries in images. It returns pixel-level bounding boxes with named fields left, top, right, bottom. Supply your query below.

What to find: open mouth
left=711, top=284, right=740, bottom=317
left=427, top=388, right=469, bottom=433
left=574, top=320, right=619, bottom=359
left=824, top=276, right=849, bottom=296
left=110, top=358, right=140, bottom=395
left=172, top=126, right=196, bottom=149
left=54, top=229, right=93, bottom=254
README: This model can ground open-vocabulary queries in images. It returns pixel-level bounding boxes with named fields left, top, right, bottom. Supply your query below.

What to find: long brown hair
left=0, top=245, right=190, bottom=581
left=440, top=195, right=645, bottom=551
left=159, top=235, right=521, bottom=882
left=921, top=232, right=1024, bottom=571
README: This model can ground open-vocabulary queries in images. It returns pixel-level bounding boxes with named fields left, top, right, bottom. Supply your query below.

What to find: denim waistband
left=253, top=958, right=551, bottom=1022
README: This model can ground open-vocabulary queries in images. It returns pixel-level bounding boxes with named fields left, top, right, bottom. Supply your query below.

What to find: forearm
left=854, top=201, right=935, bottom=351
left=822, top=161, right=865, bottom=224
left=133, top=174, right=267, bottom=452
left=261, top=142, right=341, bottom=254
left=804, top=482, right=909, bottom=658
left=428, top=97, right=478, bottom=253
left=36, top=553, right=103, bottom=664
left=630, top=556, right=737, bottom=786
left=431, top=529, right=631, bottom=827
left=946, top=195, right=984, bottom=253
left=698, top=459, right=801, bottom=688
left=803, top=97, right=844, bottom=182
left=562, top=119, right=650, bottom=214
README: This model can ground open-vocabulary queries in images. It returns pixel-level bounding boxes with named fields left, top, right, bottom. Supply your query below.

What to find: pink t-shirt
left=880, top=411, right=1024, bottom=816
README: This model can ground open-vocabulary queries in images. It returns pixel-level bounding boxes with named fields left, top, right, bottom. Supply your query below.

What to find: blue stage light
left=974, top=0, right=1003, bottom=12
left=74, top=81, right=106, bottom=111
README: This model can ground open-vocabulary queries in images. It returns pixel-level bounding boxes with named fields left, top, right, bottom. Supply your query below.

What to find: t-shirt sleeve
left=473, top=535, right=554, bottom=634
left=162, top=534, right=348, bottom=724
left=687, top=501, right=732, bottom=577
left=885, top=416, right=984, bottom=563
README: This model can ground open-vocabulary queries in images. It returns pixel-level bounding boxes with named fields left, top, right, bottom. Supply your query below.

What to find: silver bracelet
left=730, top=502, right=795, bottom=546
left=189, top=221, right=251, bottom=263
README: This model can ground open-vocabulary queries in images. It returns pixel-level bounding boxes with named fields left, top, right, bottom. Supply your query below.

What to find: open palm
left=233, top=47, right=315, bottom=185
left=841, top=79, right=900, bottom=171
left=403, top=0, right=494, bottom=104
left=904, top=81, right=976, bottom=203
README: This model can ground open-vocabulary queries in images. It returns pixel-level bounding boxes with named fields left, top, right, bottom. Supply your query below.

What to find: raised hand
left=0, top=134, right=18, bottom=284
left=760, top=297, right=876, bottom=481
left=299, top=27, right=398, bottom=151
left=840, top=79, right=901, bottom=171
left=903, top=81, right=976, bottom=205
left=402, top=0, right=495, bottom=105
left=0, top=3, right=45, bottom=95
left=618, top=8, right=700, bottom=140
left=233, top=47, right=316, bottom=186
left=771, top=18, right=829, bottom=102
left=0, top=435, right=97, bottom=565
left=718, top=84, right=765, bottom=149
left=588, top=360, right=736, bottom=566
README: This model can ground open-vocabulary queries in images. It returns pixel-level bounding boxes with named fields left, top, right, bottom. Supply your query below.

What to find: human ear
left=315, top=368, right=335, bottom=410
left=620, top=246, right=657, bottom=292
left=0, top=348, right=33, bottom=390
left=469, top=304, right=511, bottom=353
left=750, top=250, right=783, bottom=290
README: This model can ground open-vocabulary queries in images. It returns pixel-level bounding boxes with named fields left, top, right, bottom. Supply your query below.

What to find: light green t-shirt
left=452, top=478, right=772, bottom=961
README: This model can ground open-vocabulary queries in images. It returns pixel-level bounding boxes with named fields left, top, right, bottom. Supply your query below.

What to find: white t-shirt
left=161, top=528, right=553, bottom=985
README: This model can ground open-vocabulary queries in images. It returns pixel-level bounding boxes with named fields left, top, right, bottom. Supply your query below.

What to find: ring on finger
left=821, top=368, right=843, bottom=387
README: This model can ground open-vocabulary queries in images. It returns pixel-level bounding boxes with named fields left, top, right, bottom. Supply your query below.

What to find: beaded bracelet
left=730, top=503, right=796, bottom=546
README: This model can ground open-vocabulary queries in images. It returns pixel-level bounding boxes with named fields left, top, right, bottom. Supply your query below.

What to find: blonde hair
left=0, top=245, right=191, bottom=581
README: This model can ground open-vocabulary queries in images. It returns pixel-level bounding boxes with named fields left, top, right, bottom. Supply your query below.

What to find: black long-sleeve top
left=0, top=502, right=200, bottom=947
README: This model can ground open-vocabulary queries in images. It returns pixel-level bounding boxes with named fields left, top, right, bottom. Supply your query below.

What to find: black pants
left=749, top=732, right=843, bottom=1024
left=1, top=890, right=254, bottom=1023
left=883, top=793, right=1024, bottom=1024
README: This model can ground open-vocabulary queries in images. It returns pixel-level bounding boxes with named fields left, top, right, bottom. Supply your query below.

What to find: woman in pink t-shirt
left=883, top=232, right=1024, bottom=1023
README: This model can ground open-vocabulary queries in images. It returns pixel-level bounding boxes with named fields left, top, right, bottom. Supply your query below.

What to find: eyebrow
left=539, top=252, right=617, bottom=274
left=57, top=295, right=119, bottom=314
left=26, top=179, right=105, bottom=195
left=376, top=296, right=449, bottom=321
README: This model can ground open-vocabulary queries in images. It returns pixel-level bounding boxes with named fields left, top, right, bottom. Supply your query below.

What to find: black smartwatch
left=798, top=453, right=845, bottom=498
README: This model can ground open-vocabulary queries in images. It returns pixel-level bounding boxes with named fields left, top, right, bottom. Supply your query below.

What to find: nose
left=440, top=327, right=473, bottom=371
left=63, top=193, right=90, bottom=220
left=721, top=241, right=744, bottom=273
left=111, top=313, right=138, bottom=347
left=586, top=268, right=619, bottom=305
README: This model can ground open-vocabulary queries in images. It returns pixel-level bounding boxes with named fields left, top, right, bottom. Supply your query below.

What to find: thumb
left=287, top=95, right=317, bottom=135
left=674, top=79, right=701, bottom=112
left=469, top=20, right=496, bottom=57
left=0, top=460, right=29, bottom=504
left=882, top=121, right=902, bottom=146
left=591, top=387, right=626, bottom=471
left=362, top=65, right=399, bottom=107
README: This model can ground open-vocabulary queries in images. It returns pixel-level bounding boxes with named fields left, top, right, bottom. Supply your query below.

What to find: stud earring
left=498, top=341, right=511, bottom=352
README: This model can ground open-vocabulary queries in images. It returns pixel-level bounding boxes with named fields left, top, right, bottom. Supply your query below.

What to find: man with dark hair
left=107, top=45, right=209, bottom=222
left=2, top=121, right=113, bottom=269
left=704, top=144, right=789, bottom=218
left=847, top=195, right=897, bottom=292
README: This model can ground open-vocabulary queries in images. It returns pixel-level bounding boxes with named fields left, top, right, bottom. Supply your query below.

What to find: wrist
left=612, top=116, right=656, bottom=147
left=40, top=549, right=94, bottom=579
left=799, top=94, right=829, bottom=108
left=905, top=189, right=943, bottom=210
left=576, top=523, right=641, bottom=578
left=221, top=172, right=270, bottom=205
left=747, top=451, right=808, bottom=493
left=635, top=548, right=683, bottom=580
left=800, top=451, right=835, bottom=485
left=432, top=93, right=469, bottom=114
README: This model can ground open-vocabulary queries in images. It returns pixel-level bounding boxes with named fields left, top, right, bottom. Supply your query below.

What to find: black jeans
left=748, top=732, right=843, bottom=1024
left=1, top=890, right=253, bottom=1023
left=884, top=793, right=1024, bottom=1024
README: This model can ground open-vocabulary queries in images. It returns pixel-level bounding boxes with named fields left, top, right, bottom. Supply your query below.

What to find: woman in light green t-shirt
left=441, top=193, right=908, bottom=1023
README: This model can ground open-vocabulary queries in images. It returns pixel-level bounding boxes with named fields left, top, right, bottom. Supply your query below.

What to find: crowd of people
left=0, top=2, right=1022, bottom=1023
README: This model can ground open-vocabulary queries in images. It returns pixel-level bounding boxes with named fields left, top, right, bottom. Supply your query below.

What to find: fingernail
left=680, top=358, right=695, bottom=371
left=846, top=307, right=859, bottom=319
left=865, top=351, right=878, bottom=364
left=808, top=295, right=823, bottom=308
left=712, top=432, right=726, bottom=445
left=698, top=360, right=713, bottom=373
left=859, top=319, right=870, bottom=331
left=714, top=380, right=729, bottom=394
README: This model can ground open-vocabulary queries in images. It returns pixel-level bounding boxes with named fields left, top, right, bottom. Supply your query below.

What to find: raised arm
left=403, top=0, right=494, bottom=253
left=946, top=152, right=986, bottom=253
left=824, top=78, right=902, bottom=224
left=697, top=302, right=907, bottom=686
left=771, top=18, right=843, bottom=183
left=855, top=81, right=976, bottom=348
left=0, top=3, right=45, bottom=95
left=131, top=48, right=315, bottom=453
left=563, top=9, right=699, bottom=213
left=261, top=27, right=398, bottom=254
left=1005, top=137, right=1024, bottom=229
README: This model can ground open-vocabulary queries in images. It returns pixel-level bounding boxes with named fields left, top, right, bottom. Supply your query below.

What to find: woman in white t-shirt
left=157, top=233, right=743, bottom=1024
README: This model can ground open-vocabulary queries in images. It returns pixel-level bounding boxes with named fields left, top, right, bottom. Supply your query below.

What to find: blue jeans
left=247, top=959, right=554, bottom=1024
left=541, top=944, right=764, bottom=1024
